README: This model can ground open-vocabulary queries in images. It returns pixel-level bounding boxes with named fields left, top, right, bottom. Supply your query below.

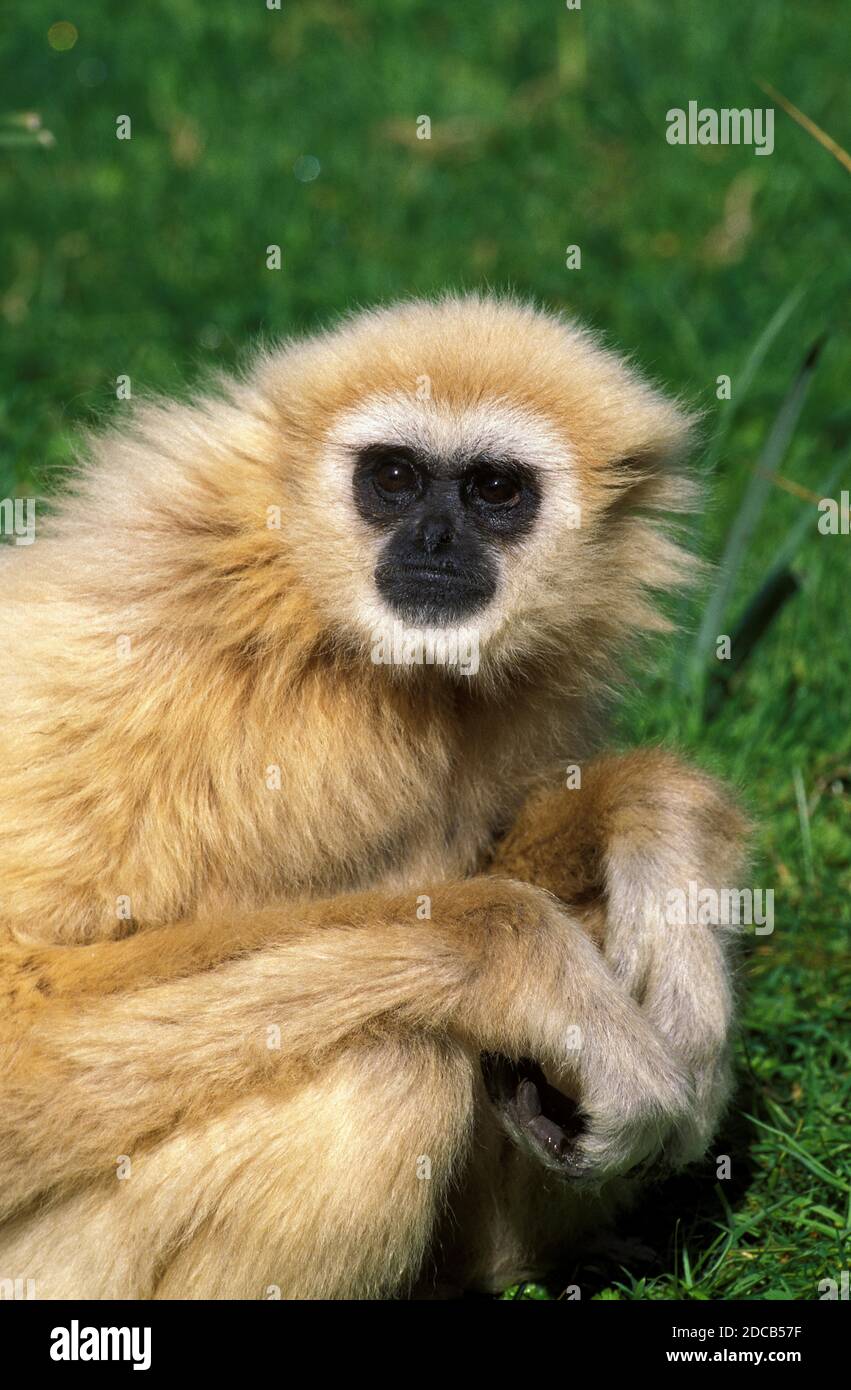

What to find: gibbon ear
left=594, top=413, right=702, bottom=621
left=604, top=441, right=699, bottom=519
left=597, top=384, right=701, bottom=513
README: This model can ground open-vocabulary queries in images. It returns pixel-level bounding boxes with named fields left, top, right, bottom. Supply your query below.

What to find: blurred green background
left=1, top=0, right=848, bottom=1300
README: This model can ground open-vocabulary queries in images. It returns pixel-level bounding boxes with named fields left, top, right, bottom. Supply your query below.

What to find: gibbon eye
left=469, top=468, right=522, bottom=507
left=373, top=457, right=419, bottom=497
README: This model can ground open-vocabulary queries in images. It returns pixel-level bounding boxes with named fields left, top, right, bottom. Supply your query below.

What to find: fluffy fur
left=0, top=293, right=748, bottom=1298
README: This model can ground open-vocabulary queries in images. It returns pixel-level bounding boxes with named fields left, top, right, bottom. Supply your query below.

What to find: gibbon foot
left=481, top=1053, right=586, bottom=1172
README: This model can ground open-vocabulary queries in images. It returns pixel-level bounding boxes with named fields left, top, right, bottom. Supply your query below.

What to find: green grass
left=2, top=0, right=849, bottom=1300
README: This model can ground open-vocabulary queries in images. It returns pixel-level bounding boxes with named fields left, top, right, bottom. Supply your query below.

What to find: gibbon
left=0, top=293, right=748, bottom=1299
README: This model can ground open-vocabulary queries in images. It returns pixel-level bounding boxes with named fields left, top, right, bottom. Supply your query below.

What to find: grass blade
left=691, top=336, right=825, bottom=685
left=700, top=285, right=807, bottom=479
left=793, top=766, right=815, bottom=886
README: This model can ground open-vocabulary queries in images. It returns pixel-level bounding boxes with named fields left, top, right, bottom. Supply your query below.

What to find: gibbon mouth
left=480, top=1054, right=586, bottom=1171
left=375, top=560, right=496, bottom=622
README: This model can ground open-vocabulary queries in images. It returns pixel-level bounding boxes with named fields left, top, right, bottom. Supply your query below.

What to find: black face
left=352, top=444, right=541, bottom=623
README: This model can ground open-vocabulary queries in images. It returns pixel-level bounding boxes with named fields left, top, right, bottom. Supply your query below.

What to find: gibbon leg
left=488, top=749, right=751, bottom=1161
left=154, top=1036, right=476, bottom=1300
left=0, top=1035, right=476, bottom=1300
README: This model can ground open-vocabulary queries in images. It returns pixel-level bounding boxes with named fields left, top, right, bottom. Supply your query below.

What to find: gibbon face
left=351, top=441, right=541, bottom=625
left=321, top=389, right=578, bottom=662
left=256, top=294, right=697, bottom=679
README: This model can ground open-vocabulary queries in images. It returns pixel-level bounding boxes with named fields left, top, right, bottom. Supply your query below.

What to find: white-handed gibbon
left=0, top=293, right=748, bottom=1298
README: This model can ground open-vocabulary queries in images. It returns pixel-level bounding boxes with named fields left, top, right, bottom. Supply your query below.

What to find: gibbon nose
left=416, top=513, right=455, bottom=555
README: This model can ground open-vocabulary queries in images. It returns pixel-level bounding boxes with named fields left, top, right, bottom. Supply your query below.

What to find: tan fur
left=0, top=294, right=748, bottom=1298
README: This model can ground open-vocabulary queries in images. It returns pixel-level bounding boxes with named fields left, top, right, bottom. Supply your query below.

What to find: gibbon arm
left=0, top=876, right=687, bottom=1220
